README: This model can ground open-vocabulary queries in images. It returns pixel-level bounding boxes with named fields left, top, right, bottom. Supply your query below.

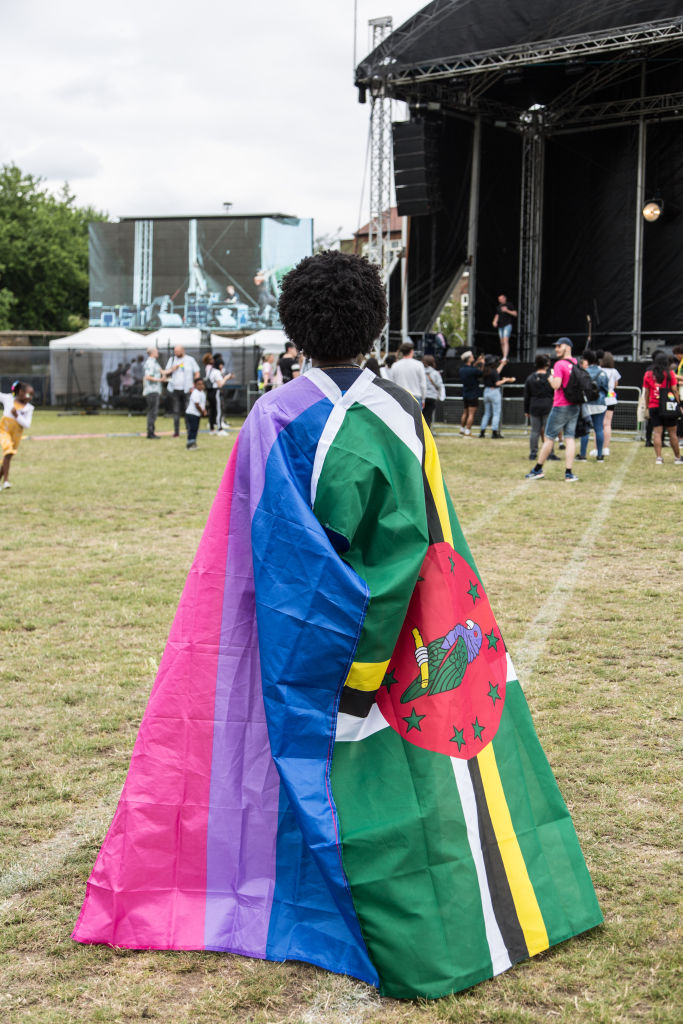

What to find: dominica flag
left=73, top=368, right=602, bottom=999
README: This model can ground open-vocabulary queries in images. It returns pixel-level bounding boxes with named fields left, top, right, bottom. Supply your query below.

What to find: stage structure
left=356, top=2, right=683, bottom=359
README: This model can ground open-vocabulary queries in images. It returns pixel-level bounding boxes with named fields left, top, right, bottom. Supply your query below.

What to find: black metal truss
left=357, top=18, right=683, bottom=88
left=550, top=90, right=683, bottom=131
left=432, top=88, right=683, bottom=133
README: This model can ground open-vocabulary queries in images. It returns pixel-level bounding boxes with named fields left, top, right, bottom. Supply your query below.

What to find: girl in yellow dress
left=0, top=381, right=34, bottom=490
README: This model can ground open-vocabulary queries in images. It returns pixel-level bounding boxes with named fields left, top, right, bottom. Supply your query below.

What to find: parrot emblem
left=400, top=621, right=483, bottom=703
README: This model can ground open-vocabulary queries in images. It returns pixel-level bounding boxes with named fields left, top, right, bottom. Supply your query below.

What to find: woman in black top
left=479, top=355, right=515, bottom=438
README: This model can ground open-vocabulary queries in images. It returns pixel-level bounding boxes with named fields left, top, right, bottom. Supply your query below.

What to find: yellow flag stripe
left=422, top=425, right=454, bottom=547
left=345, top=660, right=390, bottom=693
left=477, top=743, right=549, bottom=956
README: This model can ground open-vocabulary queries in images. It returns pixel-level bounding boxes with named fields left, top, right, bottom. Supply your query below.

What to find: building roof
left=354, top=207, right=402, bottom=239
left=118, top=213, right=302, bottom=223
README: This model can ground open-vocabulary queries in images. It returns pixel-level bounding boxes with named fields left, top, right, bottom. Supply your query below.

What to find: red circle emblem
left=376, top=544, right=507, bottom=759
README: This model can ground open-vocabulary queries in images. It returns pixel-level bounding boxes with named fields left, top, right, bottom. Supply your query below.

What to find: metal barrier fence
left=0, top=344, right=259, bottom=411
left=0, top=345, right=646, bottom=435
left=436, top=383, right=642, bottom=435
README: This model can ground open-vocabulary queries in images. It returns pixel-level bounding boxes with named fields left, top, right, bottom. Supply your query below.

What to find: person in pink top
left=525, top=337, right=580, bottom=481
left=642, top=353, right=682, bottom=466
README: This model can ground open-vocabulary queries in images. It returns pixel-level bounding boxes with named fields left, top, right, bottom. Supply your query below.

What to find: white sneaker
left=464, top=428, right=471, bottom=436
left=655, top=457, right=663, bottom=465
left=459, top=427, right=466, bottom=435
left=2, top=480, right=11, bottom=489
left=216, top=428, right=230, bottom=436
left=603, top=447, right=610, bottom=456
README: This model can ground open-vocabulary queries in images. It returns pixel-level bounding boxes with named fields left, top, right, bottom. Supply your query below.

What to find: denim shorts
left=498, top=324, right=512, bottom=339
left=545, top=403, right=580, bottom=439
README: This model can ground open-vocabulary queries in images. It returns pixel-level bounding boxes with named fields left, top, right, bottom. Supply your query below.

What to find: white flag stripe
left=355, top=384, right=423, bottom=465
left=335, top=703, right=390, bottom=742
left=451, top=758, right=512, bottom=977
left=308, top=369, right=378, bottom=505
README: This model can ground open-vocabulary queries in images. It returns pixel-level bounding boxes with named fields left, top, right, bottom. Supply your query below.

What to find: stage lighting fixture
left=642, top=199, right=664, bottom=222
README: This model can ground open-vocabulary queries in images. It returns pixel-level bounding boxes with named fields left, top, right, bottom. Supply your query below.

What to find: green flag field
left=0, top=411, right=680, bottom=1024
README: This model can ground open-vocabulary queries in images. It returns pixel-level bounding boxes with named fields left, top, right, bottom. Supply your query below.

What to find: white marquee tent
left=49, top=327, right=146, bottom=403
left=48, top=327, right=288, bottom=405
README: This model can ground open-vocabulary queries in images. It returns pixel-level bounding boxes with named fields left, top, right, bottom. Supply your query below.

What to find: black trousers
left=171, top=390, right=190, bottom=435
left=206, top=388, right=219, bottom=431
left=423, top=398, right=436, bottom=428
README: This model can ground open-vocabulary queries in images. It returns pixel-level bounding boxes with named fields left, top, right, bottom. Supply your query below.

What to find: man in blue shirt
left=458, top=351, right=484, bottom=435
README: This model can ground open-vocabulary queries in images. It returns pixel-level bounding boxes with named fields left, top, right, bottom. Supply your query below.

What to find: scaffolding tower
left=133, top=220, right=153, bottom=311
left=517, top=107, right=545, bottom=361
left=367, top=16, right=393, bottom=353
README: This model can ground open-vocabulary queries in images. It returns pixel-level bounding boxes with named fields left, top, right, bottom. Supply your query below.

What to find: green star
left=449, top=556, right=456, bottom=574
left=472, top=717, right=485, bottom=741
left=402, top=708, right=426, bottom=733
left=485, top=628, right=500, bottom=651
left=382, top=668, right=398, bottom=693
left=450, top=726, right=466, bottom=751
left=466, top=580, right=480, bottom=604
left=487, top=682, right=500, bottom=706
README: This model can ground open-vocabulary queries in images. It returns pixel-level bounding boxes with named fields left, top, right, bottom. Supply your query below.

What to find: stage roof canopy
left=357, top=1, right=683, bottom=131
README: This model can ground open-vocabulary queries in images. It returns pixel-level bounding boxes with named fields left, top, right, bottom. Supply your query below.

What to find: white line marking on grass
left=0, top=792, right=119, bottom=900
left=466, top=481, right=530, bottom=534
left=514, top=443, right=639, bottom=686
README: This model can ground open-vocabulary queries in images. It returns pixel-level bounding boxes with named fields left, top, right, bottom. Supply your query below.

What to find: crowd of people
left=140, top=344, right=235, bottom=448
left=523, top=340, right=682, bottom=479
left=4, top=326, right=682, bottom=488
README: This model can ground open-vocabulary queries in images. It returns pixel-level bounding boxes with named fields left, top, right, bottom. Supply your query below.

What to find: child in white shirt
left=185, top=380, right=207, bottom=449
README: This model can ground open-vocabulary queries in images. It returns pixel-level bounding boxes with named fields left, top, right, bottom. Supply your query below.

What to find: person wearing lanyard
left=165, top=345, right=200, bottom=438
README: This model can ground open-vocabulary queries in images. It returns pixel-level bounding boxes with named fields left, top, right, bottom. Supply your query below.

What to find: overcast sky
left=1, top=0, right=423, bottom=240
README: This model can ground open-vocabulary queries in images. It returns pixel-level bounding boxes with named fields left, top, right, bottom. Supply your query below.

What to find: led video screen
left=89, top=215, right=313, bottom=331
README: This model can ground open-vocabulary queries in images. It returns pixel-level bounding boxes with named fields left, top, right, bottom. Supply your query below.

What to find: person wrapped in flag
left=73, top=252, right=602, bottom=999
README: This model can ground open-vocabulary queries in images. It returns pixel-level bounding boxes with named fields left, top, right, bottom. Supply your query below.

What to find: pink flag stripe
left=72, top=438, right=241, bottom=949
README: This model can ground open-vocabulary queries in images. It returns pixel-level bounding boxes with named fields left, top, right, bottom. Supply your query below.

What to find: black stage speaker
left=393, top=121, right=440, bottom=217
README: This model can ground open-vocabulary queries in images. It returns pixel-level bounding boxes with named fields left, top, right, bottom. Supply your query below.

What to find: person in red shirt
left=642, top=353, right=682, bottom=465
left=525, top=337, right=580, bottom=481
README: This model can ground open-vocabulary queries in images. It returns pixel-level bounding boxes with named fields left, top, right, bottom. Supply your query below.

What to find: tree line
left=0, top=164, right=107, bottom=332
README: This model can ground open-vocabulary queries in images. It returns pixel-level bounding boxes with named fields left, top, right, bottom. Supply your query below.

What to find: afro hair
left=278, top=250, right=387, bottom=360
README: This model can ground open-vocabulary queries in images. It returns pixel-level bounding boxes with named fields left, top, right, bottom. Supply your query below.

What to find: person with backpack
left=525, top=337, right=580, bottom=481
left=577, top=350, right=609, bottom=462
left=642, top=353, right=682, bottom=466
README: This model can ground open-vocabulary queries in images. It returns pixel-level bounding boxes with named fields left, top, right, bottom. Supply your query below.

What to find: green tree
left=432, top=293, right=467, bottom=346
left=313, top=227, right=342, bottom=253
left=0, top=164, right=108, bottom=330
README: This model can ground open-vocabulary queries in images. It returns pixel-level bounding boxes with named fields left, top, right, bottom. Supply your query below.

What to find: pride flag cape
left=73, top=368, right=602, bottom=999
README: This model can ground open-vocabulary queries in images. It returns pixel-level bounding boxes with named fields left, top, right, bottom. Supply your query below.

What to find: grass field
left=1, top=410, right=681, bottom=1024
